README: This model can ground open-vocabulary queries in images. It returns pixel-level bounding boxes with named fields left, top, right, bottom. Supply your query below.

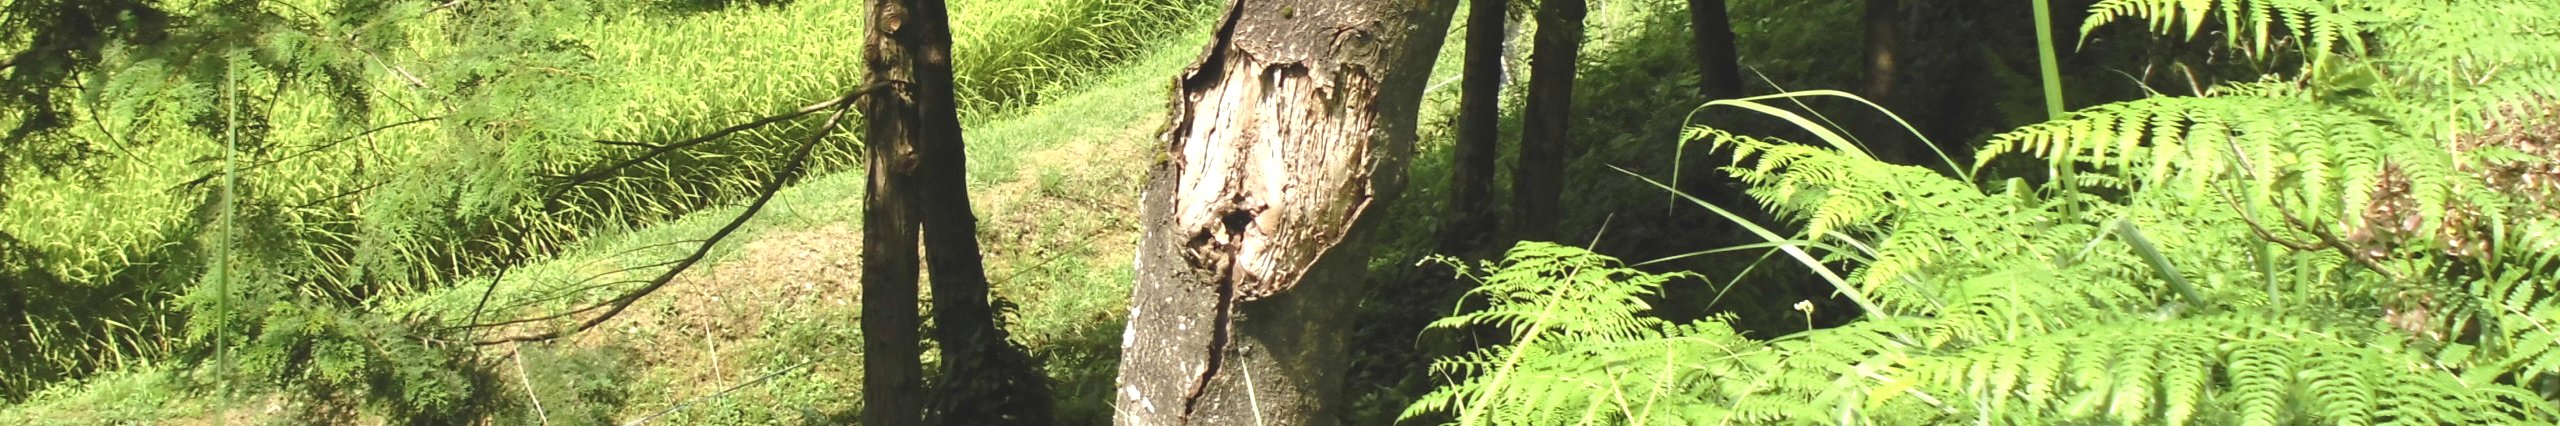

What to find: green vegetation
left=1403, top=1, right=2560, bottom=424
left=3, top=0, right=1207, bottom=420
left=5, top=0, right=2555, bottom=424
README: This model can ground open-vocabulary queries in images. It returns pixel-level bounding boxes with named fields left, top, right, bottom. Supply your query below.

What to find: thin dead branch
left=2212, top=185, right=2407, bottom=281
left=470, top=98, right=857, bottom=346
left=541, top=83, right=896, bottom=204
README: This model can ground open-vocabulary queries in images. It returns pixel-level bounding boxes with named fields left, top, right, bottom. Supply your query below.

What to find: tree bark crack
left=1178, top=267, right=1241, bottom=424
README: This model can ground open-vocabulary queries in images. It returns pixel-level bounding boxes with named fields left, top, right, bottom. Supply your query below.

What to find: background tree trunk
left=1114, top=0, right=1457, bottom=424
left=1513, top=0, right=1582, bottom=243
left=891, top=0, right=1059, bottom=423
left=1860, top=0, right=1907, bottom=163
left=1862, top=0, right=1898, bottom=99
left=1687, top=0, right=1742, bottom=99
left=1442, top=0, right=1506, bottom=251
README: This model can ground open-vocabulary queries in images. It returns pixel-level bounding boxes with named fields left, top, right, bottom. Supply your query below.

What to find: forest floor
left=2, top=0, right=1869, bottom=423
left=0, top=15, right=1204, bottom=426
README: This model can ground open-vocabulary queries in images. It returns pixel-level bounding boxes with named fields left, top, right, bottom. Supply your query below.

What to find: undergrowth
left=1410, top=0, right=2560, bottom=424
left=0, top=0, right=1211, bottom=415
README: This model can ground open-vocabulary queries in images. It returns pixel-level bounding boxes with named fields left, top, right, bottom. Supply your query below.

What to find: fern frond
left=2080, top=0, right=2363, bottom=62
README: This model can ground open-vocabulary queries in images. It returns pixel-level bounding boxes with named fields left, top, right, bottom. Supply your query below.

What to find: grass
left=0, top=8, right=1212, bottom=423
left=0, top=0, right=1210, bottom=400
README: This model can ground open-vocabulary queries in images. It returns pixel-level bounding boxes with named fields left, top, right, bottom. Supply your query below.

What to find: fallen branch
left=470, top=98, right=857, bottom=346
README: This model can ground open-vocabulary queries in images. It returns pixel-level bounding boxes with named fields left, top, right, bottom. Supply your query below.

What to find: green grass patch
left=0, top=11, right=1212, bottom=421
left=0, top=0, right=1213, bottom=400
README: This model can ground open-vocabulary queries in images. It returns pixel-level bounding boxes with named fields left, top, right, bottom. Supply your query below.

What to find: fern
left=2079, top=0, right=2363, bottom=65
left=1404, top=243, right=1716, bottom=424
left=1414, top=0, right=2560, bottom=423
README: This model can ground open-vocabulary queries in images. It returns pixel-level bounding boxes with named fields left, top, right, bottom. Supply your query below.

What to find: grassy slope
left=0, top=13, right=1210, bottom=425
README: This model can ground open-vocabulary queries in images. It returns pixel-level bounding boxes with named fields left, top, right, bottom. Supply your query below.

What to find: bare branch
left=470, top=99, right=858, bottom=346
left=542, top=83, right=896, bottom=203
left=2216, top=185, right=2406, bottom=281
left=174, top=115, right=444, bottom=191
left=592, top=139, right=661, bottom=149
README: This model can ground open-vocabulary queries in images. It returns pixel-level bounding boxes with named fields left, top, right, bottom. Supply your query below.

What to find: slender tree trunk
left=1687, top=0, right=1742, bottom=99
left=1443, top=0, right=1505, bottom=250
left=1863, top=0, right=1898, bottom=100
left=1114, top=0, right=1457, bottom=424
left=887, top=0, right=1059, bottom=423
left=1860, top=0, right=1906, bottom=163
left=1513, top=0, right=1582, bottom=243
left=858, top=69, right=928, bottom=426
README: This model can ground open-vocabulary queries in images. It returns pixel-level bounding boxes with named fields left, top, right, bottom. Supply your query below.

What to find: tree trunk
left=858, top=70, right=928, bottom=426
left=865, top=0, right=1055, bottom=423
left=884, top=0, right=1061, bottom=423
left=1860, top=0, right=1906, bottom=163
left=1862, top=0, right=1898, bottom=100
left=1442, top=0, right=1505, bottom=251
left=1687, top=0, right=1742, bottom=99
left=1114, top=0, right=1457, bottom=424
left=1513, top=0, right=1582, bottom=243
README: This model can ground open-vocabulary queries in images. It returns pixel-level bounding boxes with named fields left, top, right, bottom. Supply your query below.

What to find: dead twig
left=2212, top=185, right=2406, bottom=281
left=540, top=83, right=896, bottom=206
left=174, top=115, right=444, bottom=192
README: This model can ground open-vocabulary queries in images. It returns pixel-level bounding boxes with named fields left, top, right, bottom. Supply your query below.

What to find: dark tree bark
left=1513, top=0, right=1582, bottom=243
left=891, top=0, right=1059, bottom=423
left=1442, top=0, right=1505, bottom=250
left=1862, top=0, right=1898, bottom=100
left=1114, top=0, right=1457, bottom=424
left=1687, top=0, right=1742, bottom=100
left=865, top=0, right=1055, bottom=424
left=858, top=96, right=927, bottom=426
left=1860, top=0, right=1909, bottom=163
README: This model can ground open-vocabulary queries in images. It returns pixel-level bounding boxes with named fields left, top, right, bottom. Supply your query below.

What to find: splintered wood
left=1167, top=0, right=1402, bottom=301
left=1165, top=24, right=1385, bottom=301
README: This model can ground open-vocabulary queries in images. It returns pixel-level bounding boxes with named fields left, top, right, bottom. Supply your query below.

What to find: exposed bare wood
left=1117, top=0, right=1458, bottom=424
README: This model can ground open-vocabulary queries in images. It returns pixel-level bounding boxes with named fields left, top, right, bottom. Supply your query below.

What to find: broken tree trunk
left=1513, top=0, right=1582, bottom=243
left=1442, top=0, right=1506, bottom=251
left=1114, top=0, right=1457, bottom=424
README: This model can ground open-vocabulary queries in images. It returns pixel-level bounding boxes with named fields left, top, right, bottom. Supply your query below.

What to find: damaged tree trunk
left=1513, top=0, right=1582, bottom=243
left=1687, top=0, right=1742, bottom=99
left=1442, top=0, right=1506, bottom=251
left=1114, top=0, right=1457, bottom=424
left=863, top=0, right=1054, bottom=423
